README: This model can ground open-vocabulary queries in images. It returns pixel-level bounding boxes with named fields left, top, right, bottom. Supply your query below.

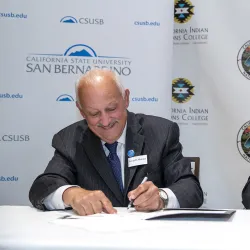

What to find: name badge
left=128, top=155, right=147, bottom=168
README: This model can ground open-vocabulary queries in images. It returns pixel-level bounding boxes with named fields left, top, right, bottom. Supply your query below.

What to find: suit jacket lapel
left=81, top=129, right=124, bottom=205
left=124, top=112, right=145, bottom=195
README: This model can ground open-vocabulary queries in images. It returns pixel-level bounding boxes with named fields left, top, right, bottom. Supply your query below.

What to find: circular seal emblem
left=172, top=78, right=194, bottom=103
left=237, top=120, right=250, bottom=163
left=174, top=0, right=194, bottom=24
left=237, top=40, right=250, bottom=80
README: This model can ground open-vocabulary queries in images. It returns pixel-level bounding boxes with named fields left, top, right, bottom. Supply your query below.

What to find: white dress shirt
left=43, top=124, right=180, bottom=210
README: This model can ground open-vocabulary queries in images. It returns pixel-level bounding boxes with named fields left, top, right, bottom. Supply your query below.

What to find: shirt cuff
left=43, top=185, right=79, bottom=210
left=161, top=188, right=180, bottom=208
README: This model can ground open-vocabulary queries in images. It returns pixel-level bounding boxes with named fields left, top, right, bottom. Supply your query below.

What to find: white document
left=50, top=209, right=164, bottom=232
left=50, top=208, right=235, bottom=232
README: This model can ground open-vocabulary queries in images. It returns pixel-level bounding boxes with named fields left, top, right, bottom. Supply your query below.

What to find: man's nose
left=100, top=112, right=110, bottom=127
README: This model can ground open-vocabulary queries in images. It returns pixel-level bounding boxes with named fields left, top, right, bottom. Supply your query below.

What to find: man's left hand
left=127, top=181, right=164, bottom=211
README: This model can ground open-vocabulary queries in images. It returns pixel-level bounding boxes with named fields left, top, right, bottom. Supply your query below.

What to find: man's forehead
left=84, top=100, right=119, bottom=111
left=82, top=81, right=119, bottom=95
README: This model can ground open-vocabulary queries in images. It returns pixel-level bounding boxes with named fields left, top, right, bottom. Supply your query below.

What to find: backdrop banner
left=0, top=0, right=174, bottom=205
left=173, top=0, right=250, bottom=208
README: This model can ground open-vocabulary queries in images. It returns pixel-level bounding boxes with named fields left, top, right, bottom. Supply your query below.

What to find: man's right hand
left=62, top=187, right=117, bottom=216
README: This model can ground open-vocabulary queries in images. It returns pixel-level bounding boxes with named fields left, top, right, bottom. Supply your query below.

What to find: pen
left=127, top=176, right=148, bottom=209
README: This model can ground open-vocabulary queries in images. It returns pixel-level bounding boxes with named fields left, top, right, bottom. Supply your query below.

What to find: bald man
left=29, top=69, right=203, bottom=215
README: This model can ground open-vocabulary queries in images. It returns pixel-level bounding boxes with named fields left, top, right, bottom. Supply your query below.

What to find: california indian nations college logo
left=172, top=78, right=194, bottom=103
left=237, top=41, right=250, bottom=80
left=237, top=121, right=250, bottom=163
left=173, top=0, right=208, bottom=45
left=174, top=0, right=194, bottom=24
left=172, top=78, right=208, bottom=125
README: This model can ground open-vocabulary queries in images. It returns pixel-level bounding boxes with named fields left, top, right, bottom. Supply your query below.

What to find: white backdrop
left=173, top=0, right=250, bottom=208
left=0, top=0, right=174, bottom=205
left=2, top=0, right=250, bottom=209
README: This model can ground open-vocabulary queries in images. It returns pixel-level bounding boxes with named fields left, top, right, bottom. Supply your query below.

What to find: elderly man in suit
left=29, top=69, right=203, bottom=215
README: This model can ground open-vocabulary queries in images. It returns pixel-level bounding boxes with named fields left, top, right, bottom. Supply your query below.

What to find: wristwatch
left=158, top=188, right=169, bottom=209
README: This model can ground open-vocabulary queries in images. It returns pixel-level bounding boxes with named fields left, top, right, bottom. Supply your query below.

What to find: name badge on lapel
left=128, top=155, right=147, bottom=168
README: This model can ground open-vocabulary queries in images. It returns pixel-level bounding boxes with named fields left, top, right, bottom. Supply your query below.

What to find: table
left=0, top=206, right=249, bottom=250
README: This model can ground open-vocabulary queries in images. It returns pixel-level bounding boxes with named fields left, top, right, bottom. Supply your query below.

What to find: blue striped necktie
left=105, top=142, right=123, bottom=192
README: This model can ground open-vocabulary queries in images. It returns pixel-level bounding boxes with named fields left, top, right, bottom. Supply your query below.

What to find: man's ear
left=124, top=89, right=130, bottom=109
left=76, top=101, right=86, bottom=118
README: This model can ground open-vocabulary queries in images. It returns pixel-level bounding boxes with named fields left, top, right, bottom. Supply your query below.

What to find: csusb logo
left=237, top=121, right=250, bottom=163
left=26, top=43, right=132, bottom=76
left=0, top=135, right=30, bottom=142
left=60, top=16, right=104, bottom=25
left=174, top=0, right=194, bottom=24
left=172, top=78, right=194, bottom=103
left=56, top=94, right=74, bottom=102
left=237, top=41, right=250, bottom=80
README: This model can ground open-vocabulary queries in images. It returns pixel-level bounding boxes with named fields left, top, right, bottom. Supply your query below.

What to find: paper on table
left=55, top=208, right=235, bottom=220
left=50, top=208, right=235, bottom=232
left=50, top=209, right=165, bottom=233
